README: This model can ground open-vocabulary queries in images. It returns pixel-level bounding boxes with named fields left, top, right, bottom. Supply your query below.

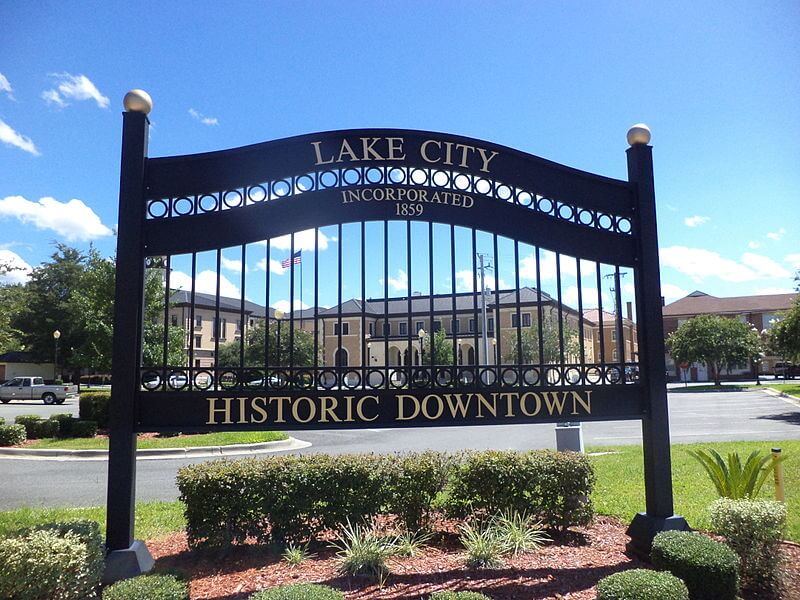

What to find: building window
left=415, top=321, right=424, bottom=334
left=249, top=319, right=254, bottom=327
left=235, top=319, right=242, bottom=333
left=399, top=322, right=408, bottom=336
left=194, top=359, right=201, bottom=367
left=511, top=313, right=519, bottom=327
left=612, top=349, right=618, bottom=361
left=334, top=322, right=350, bottom=335
left=433, top=320, right=442, bottom=332
left=487, top=317, right=494, bottom=333
left=469, top=318, right=475, bottom=332
left=213, top=318, right=227, bottom=340
left=369, top=322, right=374, bottom=336
left=194, top=335, right=202, bottom=348
left=452, top=318, right=460, bottom=333
left=522, top=313, right=531, bottom=327
left=383, top=322, right=391, bottom=336
left=171, top=314, right=178, bottom=327
left=611, top=329, right=617, bottom=342
left=195, top=315, right=202, bottom=328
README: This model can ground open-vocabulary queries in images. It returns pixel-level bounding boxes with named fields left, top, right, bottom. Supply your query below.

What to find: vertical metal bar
left=492, top=233, right=501, bottom=371
left=188, top=253, right=196, bottom=382
left=555, top=253, right=565, bottom=366
left=534, top=246, right=544, bottom=366
left=597, top=263, right=606, bottom=369
left=362, top=223, right=367, bottom=387
left=106, top=110, right=148, bottom=553
left=214, top=249, right=221, bottom=388
left=577, top=259, right=586, bottom=365
left=383, top=220, right=389, bottom=385
left=338, top=224, right=343, bottom=384
left=615, top=266, right=626, bottom=370
left=514, top=240, right=522, bottom=369
left=239, top=245, right=246, bottom=378
left=314, top=228, right=319, bottom=377
left=265, top=240, right=270, bottom=375
left=162, top=255, right=171, bottom=373
left=429, top=222, right=435, bottom=374
left=407, top=221, right=412, bottom=377
left=450, top=224, right=457, bottom=370
left=471, top=229, right=479, bottom=369
left=289, top=233, right=295, bottom=383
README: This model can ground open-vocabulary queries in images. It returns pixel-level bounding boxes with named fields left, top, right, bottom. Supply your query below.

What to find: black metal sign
left=107, top=108, right=684, bottom=561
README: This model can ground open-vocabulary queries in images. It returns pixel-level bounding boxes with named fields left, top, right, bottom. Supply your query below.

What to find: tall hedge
left=78, top=391, right=110, bottom=428
left=177, top=449, right=595, bottom=549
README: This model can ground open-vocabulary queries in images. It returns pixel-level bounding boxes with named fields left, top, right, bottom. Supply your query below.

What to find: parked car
left=0, top=377, right=79, bottom=405
left=774, top=362, right=798, bottom=379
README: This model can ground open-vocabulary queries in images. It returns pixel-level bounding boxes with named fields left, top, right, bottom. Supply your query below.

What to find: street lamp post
left=418, top=328, right=426, bottom=366
left=53, top=330, right=61, bottom=382
left=274, top=309, right=284, bottom=368
left=457, top=338, right=462, bottom=365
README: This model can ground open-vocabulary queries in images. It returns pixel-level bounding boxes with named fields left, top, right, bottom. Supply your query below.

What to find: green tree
left=667, top=314, right=762, bottom=386
left=217, top=319, right=315, bottom=368
left=141, top=268, right=187, bottom=367
left=768, top=296, right=800, bottom=363
left=0, top=284, right=27, bottom=353
left=503, top=312, right=579, bottom=364
left=423, top=328, right=454, bottom=365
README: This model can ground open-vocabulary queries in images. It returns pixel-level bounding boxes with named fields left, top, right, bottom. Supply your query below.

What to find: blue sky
left=1, top=1, right=798, bottom=312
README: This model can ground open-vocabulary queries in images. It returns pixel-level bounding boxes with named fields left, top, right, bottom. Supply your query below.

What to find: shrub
left=49, top=413, right=76, bottom=437
left=430, top=593, right=492, bottom=600
left=79, top=391, right=110, bottom=428
left=596, top=569, right=689, bottom=600
left=394, top=528, right=434, bottom=557
left=0, top=423, right=26, bottom=445
left=0, top=520, right=104, bottom=600
left=281, top=542, right=315, bottom=566
left=102, top=574, right=188, bottom=600
left=651, top=530, right=738, bottom=600
left=689, top=448, right=783, bottom=499
left=15, top=414, right=59, bottom=439
left=249, top=583, right=344, bottom=599
left=383, top=451, right=450, bottom=530
left=330, top=519, right=396, bottom=578
left=459, top=521, right=505, bottom=569
left=72, top=420, right=98, bottom=438
left=445, top=450, right=595, bottom=531
left=491, top=510, right=549, bottom=556
left=710, top=498, right=787, bottom=597
left=0, top=416, right=4, bottom=425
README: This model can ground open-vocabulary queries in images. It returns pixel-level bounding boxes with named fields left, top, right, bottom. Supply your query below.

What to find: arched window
left=334, top=348, right=348, bottom=367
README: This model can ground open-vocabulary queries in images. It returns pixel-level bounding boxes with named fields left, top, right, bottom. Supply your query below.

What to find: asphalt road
left=1, top=388, right=798, bottom=510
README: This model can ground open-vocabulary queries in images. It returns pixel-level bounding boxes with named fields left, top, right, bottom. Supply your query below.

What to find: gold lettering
left=344, top=395, right=356, bottom=421
left=319, top=396, right=342, bottom=423
left=206, top=397, right=234, bottom=425
left=474, top=393, right=497, bottom=418
left=237, top=397, right=248, bottom=424
left=251, top=397, right=269, bottom=424
left=272, top=396, right=291, bottom=423
left=362, top=188, right=373, bottom=201
left=571, top=391, right=592, bottom=415
left=454, top=143, right=474, bottom=168
left=498, top=392, right=518, bottom=417
left=421, top=394, right=444, bottom=420
left=357, top=395, right=380, bottom=422
left=477, top=148, right=499, bottom=173
left=342, top=190, right=360, bottom=204
left=443, top=141, right=454, bottom=165
left=396, top=394, right=420, bottom=420
left=444, top=393, right=470, bottom=418
left=462, top=195, right=474, bottom=208
left=419, top=189, right=429, bottom=202
left=520, top=392, right=541, bottom=416
left=451, top=193, right=462, bottom=207
left=292, top=396, right=316, bottom=423
left=361, top=137, right=385, bottom=160
left=420, top=139, right=441, bottom=164
left=386, top=137, right=406, bottom=160
left=337, top=139, right=358, bottom=162
left=542, top=391, right=567, bottom=415
left=311, top=141, right=335, bottom=165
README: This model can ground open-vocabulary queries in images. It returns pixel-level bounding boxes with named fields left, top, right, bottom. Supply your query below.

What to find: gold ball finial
left=123, top=89, right=153, bottom=114
left=627, top=123, right=651, bottom=146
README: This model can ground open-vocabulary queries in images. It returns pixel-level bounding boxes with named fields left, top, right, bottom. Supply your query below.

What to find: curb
left=0, top=437, right=311, bottom=462
left=761, top=387, right=800, bottom=408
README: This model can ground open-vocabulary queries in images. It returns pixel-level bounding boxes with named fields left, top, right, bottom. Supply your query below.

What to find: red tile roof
left=663, top=291, right=797, bottom=317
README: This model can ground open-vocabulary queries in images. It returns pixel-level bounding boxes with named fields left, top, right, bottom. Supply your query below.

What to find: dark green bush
left=596, top=568, right=689, bottom=600
left=102, top=574, right=188, bottom=599
left=79, top=391, right=110, bottom=428
left=49, top=413, right=76, bottom=437
left=430, top=593, right=492, bottom=600
left=249, top=583, right=344, bottom=599
left=652, top=531, right=738, bottom=600
left=0, top=423, right=26, bottom=446
left=0, top=416, right=4, bottom=425
left=444, top=450, right=596, bottom=531
left=15, top=414, right=59, bottom=439
left=71, top=420, right=98, bottom=438
left=0, top=519, right=104, bottom=600
left=383, top=451, right=450, bottom=530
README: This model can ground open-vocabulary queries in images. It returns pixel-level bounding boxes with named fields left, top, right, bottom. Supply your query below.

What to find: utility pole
left=477, top=253, right=493, bottom=365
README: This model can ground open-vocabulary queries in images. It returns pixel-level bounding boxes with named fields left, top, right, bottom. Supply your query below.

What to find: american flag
left=281, top=251, right=302, bottom=268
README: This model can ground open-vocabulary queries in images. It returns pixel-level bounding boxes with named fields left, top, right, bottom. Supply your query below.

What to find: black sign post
left=104, top=93, right=687, bottom=581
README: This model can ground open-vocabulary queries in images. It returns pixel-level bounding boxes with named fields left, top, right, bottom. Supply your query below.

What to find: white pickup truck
left=0, top=377, right=79, bottom=405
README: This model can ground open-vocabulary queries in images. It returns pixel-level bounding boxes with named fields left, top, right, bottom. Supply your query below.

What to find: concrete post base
left=555, top=422, right=584, bottom=452
left=102, top=540, right=154, bottom=584
left=625, top=512, right=690, bottom=559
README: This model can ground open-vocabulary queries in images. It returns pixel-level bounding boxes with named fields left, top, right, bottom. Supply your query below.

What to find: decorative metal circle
left=199, top=194, right=218, bottom=212
left=219, top=370, right=239, bottom=389
left=247, top=185, right=267, bottom=203
left=501, top=367, right=519, bottom=386
left=269, top=369, right=290, bottom=390
left=343, top=168, right=361, bottom=185
left=598, top=213, right=613, bottom=230
left=147, top=200, right=169, bottom=219
left=296, top=174, right=315, bottom=192
left=141, top=369, right=161, bottom=391
left=366, top=369, right=385, bottom=389
left=343, top=370, right=362, bottom=390
left=167, top=369, right=189, bottom=391
left=617, top=217, right=632, bottom=234
left=538, top=197, right=554, bottom=214
left=272, top=180, right=291, bottom=198
left=565, top=367, right=582, bottom=385
left=412, top=368, right=430, bottom=387
left=294, top=369, right=314, bottom=389
left=366, top=167, right=383, bottom=184
left=223, top=190, right=243, bottom=209
left=496, top=184, right=512, bottom=201
left=435, top=368, right=453, bottom=387
left=545, top=366, right=562, bottom=385
left=585, top=366, right=602, bottom=384
left=457, top=368, right=475, bottom=386
left=244, top=369, right=265, bottom=388
left=193, top=370, right=214, bottom=391
left=558, top=203, right=574, bottom=221
left=605, top=366, right=622, bottom=384
left=320, top=170, right=339, bottom=188
left=389, top=167, right=406, bottom=184
left=476, top=178, right=492, bottom=195
left=432, top=170, right=450, bottom=187
left=410, top=168, right=428, bottom=185
left=390, top=369, right=408, bottom=388
left=173, top=197, right=193, bottom=216
left=318, top=369, right=337, bottom=389
left=578, top=209, right=594, bottom=225
left=479, top=368, right=497, bottom=386
left=516, top=190, right=534, bottom=207
left=454, top=173, right=471, bottom=191
left=522, top=367, right=540, bottom=386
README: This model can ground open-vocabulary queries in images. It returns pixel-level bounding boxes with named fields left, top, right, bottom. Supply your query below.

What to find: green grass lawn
left=1, top=440, right=797, bottom=542
left=590, top=439, right=799, bottom=541
left=763, top=382, right=800, bottom=397
left=669, top=384, right=750, bottom=392
left=25, top=430, right=288, bottom=450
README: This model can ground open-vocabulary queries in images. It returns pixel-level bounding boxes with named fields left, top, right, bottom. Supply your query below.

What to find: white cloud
left=220, top=256, right=249, bottom=273
left=42, top=73, right=109, bottom=109
left=519, top=250, right=580, bottom=282
left=269, top=229, right=333, bottom=252
left=766, top=227, right=786, bottom=241
left=0, top=195, right=112, bottom=241
left=455, top=269, right=510, bottom=292
left=170, top=270, right=241, bottom=298
left=562, top=285, right=609, bottom=309
left=0, top=250, right=32, bottom=285
left=256, top=257, right=287, bottom=275
left=387, top=268, right=408, bottom=292
left=748, top=241, right=761, bottom=249
left=660, top=246, right=790, bottom=283
left=660, top=283, right=689, bottom=301
left=0, top=73, right=14, bottom=100
left=785, top=253, right=800, bottom=270
left=755, top=286, right=794, bottom=295
left=188, top=108, right=219, bottom=126
left=684, top=215, right=709, bottom=228
left=271, top=299, right=310, bottom=314
left=0, top=118, right=40, bottom=156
